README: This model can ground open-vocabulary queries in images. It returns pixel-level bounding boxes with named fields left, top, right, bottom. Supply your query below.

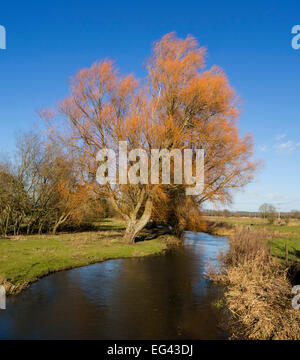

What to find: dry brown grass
left=210, top=227, right=300, bottom=340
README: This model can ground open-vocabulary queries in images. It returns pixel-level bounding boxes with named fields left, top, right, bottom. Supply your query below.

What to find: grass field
left=0, top=219, right=179, bottom=295
left=209, top=216, right=300, bottom=262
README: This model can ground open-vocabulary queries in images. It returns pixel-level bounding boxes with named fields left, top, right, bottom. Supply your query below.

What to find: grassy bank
left=0, top=219, right=180, bottom=295
left=208, top=216, right=300, bottom=262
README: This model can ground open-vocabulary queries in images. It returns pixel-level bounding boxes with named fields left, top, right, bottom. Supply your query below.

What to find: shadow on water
left=0, top=232, right=229, bottom=340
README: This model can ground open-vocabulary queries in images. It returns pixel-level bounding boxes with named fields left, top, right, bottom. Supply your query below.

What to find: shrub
left=267, top=212, right=277, bottom=225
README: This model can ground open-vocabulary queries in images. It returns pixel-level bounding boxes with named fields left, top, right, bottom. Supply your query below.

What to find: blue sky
left=0, top=0, right=300, bottom=212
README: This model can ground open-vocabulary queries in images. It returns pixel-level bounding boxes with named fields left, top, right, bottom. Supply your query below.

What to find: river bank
left=208, top=227, right=300, bottom=340
left=0, top=219, right=180, bottom=296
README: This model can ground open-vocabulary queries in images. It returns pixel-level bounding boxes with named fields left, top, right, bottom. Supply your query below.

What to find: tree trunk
left=38, top=222, right=44, bottom=235
left=123, top=198, right=153, bottom=244
left=52, top=223, right=59, bottom=235
left=52, top=213, right=70, bottom=235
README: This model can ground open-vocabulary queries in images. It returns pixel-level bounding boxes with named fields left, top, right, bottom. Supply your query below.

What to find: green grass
left=93, top=218, right=126, bottom=230
left=209, top=216, right=300, bottom=262
left=0, top=219, right=179, bottom=295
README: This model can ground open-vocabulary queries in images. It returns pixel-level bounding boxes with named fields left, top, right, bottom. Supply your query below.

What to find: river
left=0, top=232, right=228, bottom=340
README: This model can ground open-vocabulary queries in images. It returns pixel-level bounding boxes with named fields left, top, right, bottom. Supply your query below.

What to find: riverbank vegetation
left=209, top=227, right=300, bottom=340
left=0, top=219, right=180, bottom=295
left=207, top=215, right=300, bottom=263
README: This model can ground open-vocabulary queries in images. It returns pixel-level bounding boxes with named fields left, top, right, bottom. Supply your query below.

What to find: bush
left=267, top=212, right=277, bottom=225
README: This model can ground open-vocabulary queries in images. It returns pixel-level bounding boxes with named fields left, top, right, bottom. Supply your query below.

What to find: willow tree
left=45, top=33, right=257, bottom=243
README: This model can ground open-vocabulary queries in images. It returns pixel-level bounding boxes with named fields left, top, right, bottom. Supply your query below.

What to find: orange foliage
left=44, top=32, right=258, bottom=241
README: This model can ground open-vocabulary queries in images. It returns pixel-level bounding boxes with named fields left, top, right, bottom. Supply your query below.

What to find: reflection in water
left=0, top=232, right=228, bottom=340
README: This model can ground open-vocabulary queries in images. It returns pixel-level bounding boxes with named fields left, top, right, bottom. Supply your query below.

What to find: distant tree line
left=205, top=207, right=300, bottom=223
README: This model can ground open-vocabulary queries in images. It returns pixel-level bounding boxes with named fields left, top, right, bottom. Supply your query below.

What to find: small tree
left=14, top=132, right=103, bottom=235
left=282, top=215, right=290, bottom=226
left=266, top=211, right=276, bottom=225
left=259, top=203, right=276, bottom=222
